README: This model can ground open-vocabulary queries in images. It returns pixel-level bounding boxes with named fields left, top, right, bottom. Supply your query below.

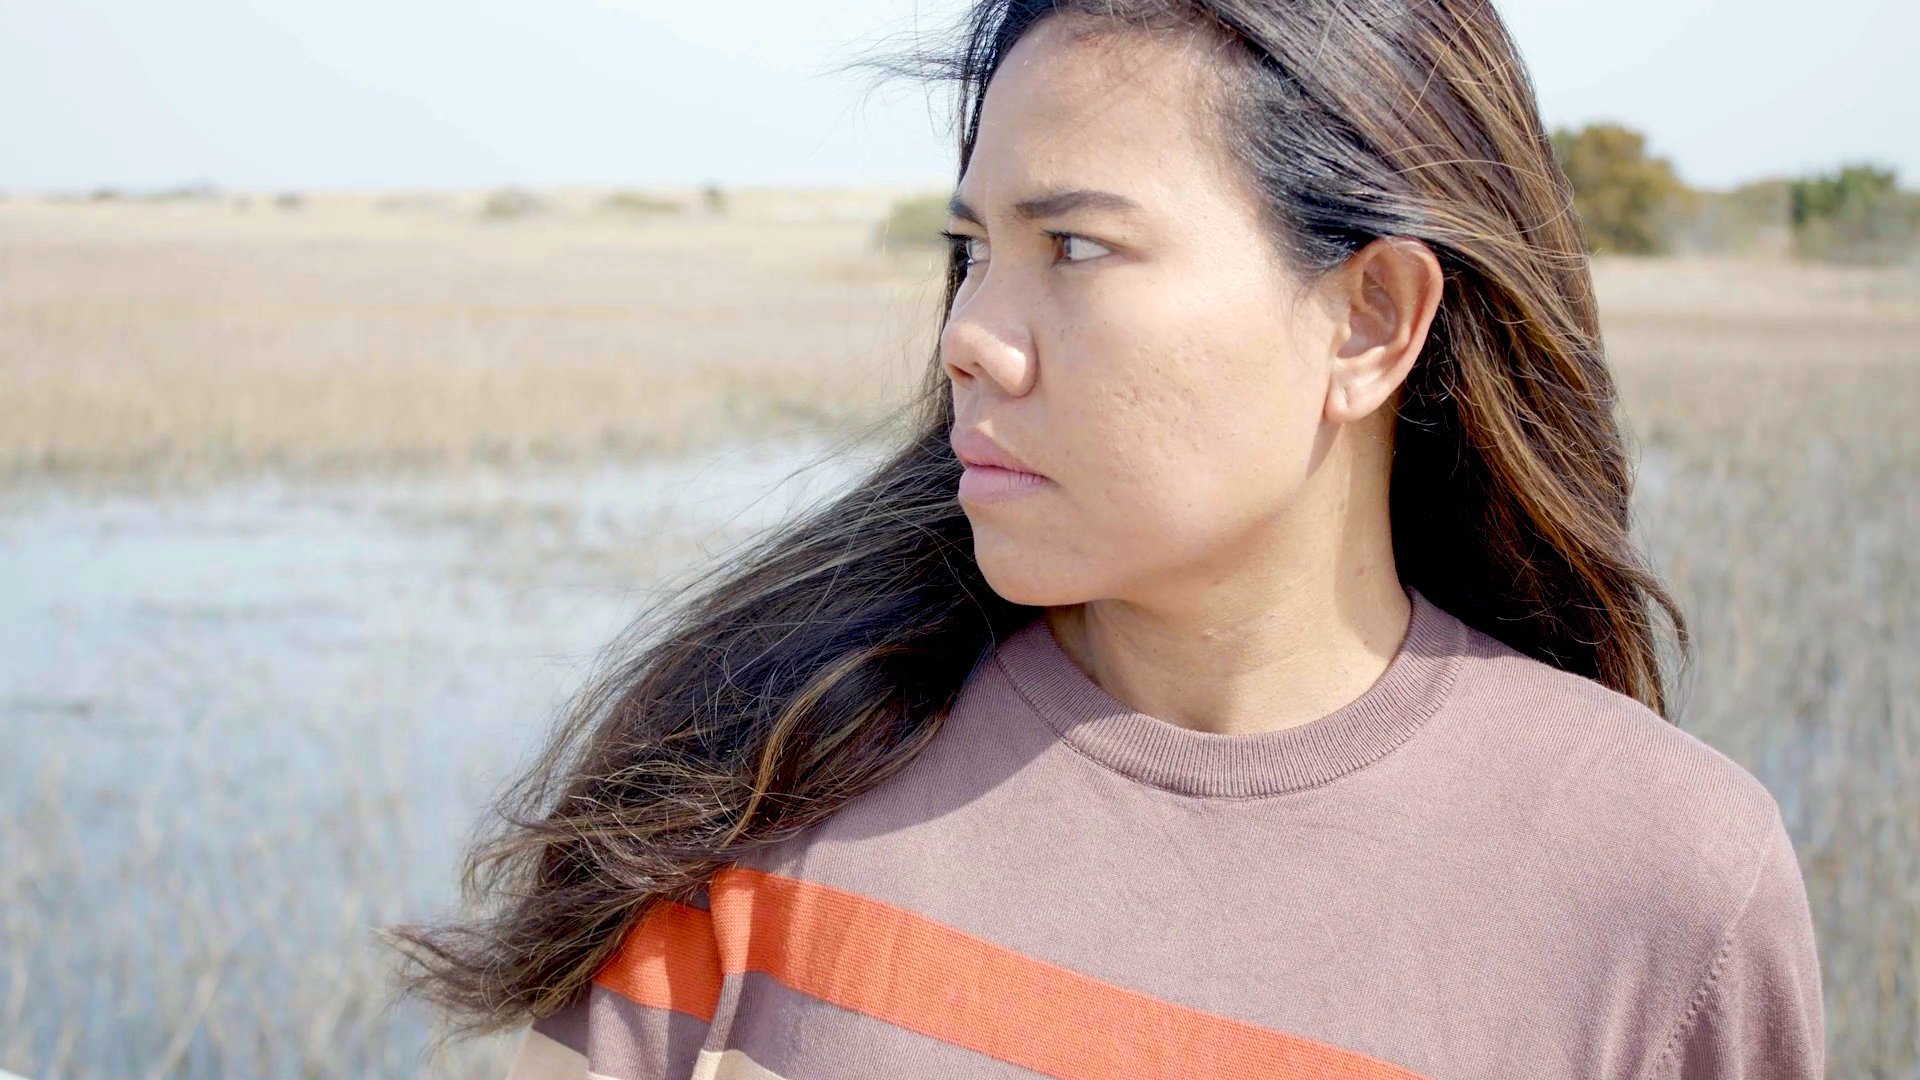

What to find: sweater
left=506, top=591, right=1823, bottom=1080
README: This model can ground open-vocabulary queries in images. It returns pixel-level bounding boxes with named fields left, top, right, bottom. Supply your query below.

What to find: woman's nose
left=941, top=292, right=1037, bottom=398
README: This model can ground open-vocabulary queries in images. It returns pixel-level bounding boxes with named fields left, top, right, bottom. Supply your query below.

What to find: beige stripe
left=690, top=1048, right=790, bottom=1080
left=505, top=1027, right=630, bottom=1080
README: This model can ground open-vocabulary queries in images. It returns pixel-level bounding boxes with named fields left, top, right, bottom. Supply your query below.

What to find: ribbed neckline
left=992, top=589, right=1468, bottom=798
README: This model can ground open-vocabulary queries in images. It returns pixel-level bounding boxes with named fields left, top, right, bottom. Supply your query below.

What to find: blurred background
left=1, top=1, right=1915, bottom=1077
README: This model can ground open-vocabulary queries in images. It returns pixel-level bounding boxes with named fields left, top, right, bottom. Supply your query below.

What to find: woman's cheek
left=968, top=500, right=1113, bottom=606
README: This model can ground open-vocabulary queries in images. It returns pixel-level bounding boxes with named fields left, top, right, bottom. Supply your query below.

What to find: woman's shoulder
left=1445, top=624, right=1820, bottom=1068
left=1453, top=627, right=1822, bottom=1074
left=1448, top=621, right=1790, bottom=904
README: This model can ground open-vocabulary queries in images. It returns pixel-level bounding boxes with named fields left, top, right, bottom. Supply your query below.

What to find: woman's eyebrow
left=946, top=189, right=1141, bottom=226
left=1013, top=189, right=1140, bottom=220
left=947, top=195, right=983, bottom=226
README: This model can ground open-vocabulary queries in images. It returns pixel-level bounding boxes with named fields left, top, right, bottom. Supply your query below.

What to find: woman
left=399, top=1, right=1823, bottom=1077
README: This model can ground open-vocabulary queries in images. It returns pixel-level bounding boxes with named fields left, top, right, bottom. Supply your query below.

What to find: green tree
left=1787, top=165, right=1917, bottom=263
left=1551, top=124, right=1688, bottom=255
left=1790, top=164, right=1896, bottom=224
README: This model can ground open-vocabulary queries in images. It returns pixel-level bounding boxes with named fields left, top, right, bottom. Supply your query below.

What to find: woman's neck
left=1044, top=578, right=1409, bottom=736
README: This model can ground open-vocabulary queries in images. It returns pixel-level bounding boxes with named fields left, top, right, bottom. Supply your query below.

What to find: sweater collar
left=991, top=589, right=1468, bottom=798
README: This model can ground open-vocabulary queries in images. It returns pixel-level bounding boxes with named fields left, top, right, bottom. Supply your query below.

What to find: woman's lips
left=958, top=463, right=1051, bottom=503
left=952, top=430, right=1050, bottom=503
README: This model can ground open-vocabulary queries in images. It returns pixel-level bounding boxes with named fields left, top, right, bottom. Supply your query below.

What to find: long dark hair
left=394, top=0, right=1683, bottom=1034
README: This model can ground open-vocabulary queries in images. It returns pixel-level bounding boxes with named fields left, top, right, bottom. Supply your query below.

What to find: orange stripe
left=709, top=868, right=1427, bottom=1080
left=592, top=900, right=722, bottom=1022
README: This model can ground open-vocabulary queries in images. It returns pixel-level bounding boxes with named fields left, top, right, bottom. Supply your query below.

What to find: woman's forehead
left=961, top=20, right=1234, bottom=209
left=984, top=16, right=1218, bottom=133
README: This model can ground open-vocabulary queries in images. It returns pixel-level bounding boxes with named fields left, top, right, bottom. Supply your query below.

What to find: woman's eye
left=945, top=234, right=988, bottom=268
left=1058, top=235, right=1111, bottom=262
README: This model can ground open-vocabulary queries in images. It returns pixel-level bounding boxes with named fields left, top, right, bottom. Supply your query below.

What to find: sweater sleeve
left=507, top=1001, right=594, bottom=1080
left=1653, top=814, right=1824, bottom=1080
left=505, top=985, right=712, bottom=1080
left=506, top=898, right=722, bottom=1080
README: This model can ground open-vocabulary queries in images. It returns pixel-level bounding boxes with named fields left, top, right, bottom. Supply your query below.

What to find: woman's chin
left=972, top=542, right=1096, bottom=609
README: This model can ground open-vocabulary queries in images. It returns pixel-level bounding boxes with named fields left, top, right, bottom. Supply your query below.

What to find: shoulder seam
left=1645, top=808, right=1781, bottom=1078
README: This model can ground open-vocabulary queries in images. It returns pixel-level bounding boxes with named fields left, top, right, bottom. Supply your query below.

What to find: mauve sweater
left=508, top=591, right=1823, bottom=1080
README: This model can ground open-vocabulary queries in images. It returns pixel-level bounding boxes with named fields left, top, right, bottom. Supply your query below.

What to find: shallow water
left=0, top=442, right=867, bottom=1078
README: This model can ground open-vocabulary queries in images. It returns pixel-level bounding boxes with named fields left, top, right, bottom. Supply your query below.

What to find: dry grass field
left=0, top=190, right=943, bottom=481
left=1, top=195, right=1916, bottom=1077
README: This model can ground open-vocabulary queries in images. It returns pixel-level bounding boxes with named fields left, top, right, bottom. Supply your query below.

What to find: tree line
left=1552, top=124, right=1919, bottom=264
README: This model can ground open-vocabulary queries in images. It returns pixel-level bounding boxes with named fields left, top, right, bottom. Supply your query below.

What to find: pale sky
left=1, top=0, right=1913, bottom=192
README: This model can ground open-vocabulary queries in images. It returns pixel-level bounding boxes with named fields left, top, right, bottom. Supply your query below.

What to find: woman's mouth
left=952, top=431, right=1051, bottom=503
left=958, top=463, right=1051, bottom=503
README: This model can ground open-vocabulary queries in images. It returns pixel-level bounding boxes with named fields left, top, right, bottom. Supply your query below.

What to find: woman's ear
left=1322, top=237, right=1444, bottom=424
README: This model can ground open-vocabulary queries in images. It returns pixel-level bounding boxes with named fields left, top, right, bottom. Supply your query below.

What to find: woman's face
left=944, top=19, right=1346, bottom=609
